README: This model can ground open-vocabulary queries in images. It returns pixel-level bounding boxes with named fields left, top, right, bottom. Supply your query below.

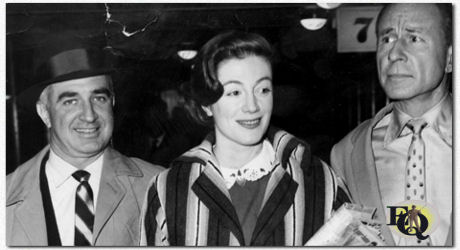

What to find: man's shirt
left=45, top=150, right=103, bottom=246
left=372, top=94, right=452, bottom=245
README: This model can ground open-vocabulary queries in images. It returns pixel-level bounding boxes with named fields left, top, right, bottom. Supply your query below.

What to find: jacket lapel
left=192, top=165, right=245, bottom=245
left=190, top=128, right=298, bottom=246
left=351, top=105, right=395, bottom=245
left=92, top=148, right=132, bottom=243
left=251, top=129, right=299, bottom=245
left=250, top=164, right=298, bottom=245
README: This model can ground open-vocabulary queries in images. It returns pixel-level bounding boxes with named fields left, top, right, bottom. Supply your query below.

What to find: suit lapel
left=351, top=106, right=395, bottom=245
left=192, top=165, right=245, bottom=245
left=92, top=148, right=127, bottom=243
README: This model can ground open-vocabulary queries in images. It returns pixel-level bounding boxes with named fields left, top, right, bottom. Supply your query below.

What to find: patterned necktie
left=72, top=170, right=94, bottom=246
left=404, top=119, right=430, bottom=246
left=404, top=119, right=428, bottom=201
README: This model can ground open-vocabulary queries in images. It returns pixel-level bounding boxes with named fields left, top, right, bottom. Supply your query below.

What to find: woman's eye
left=261, top=87, right=272, bottom=94
left=226, top=90, right=240, bottom=96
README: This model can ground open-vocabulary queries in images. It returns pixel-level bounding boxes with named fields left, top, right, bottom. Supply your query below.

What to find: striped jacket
left=140, top=127, right=350, bottom=246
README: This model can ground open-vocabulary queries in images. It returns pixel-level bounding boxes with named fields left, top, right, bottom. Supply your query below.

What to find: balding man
left=331, top=3, right=452, bottom=246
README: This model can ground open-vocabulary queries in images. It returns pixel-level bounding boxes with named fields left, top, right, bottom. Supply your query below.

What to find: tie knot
left=406, top=119, right=428, bottom=134
left=72, top=170, right=90, bottom=183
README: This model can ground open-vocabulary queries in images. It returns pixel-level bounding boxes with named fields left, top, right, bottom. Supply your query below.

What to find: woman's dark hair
left=183, top=31, right=274, bottom=126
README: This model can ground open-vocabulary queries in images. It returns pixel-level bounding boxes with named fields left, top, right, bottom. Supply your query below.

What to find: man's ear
left=36, top=102, right=51, bottom=128
left=202, top=105, right=213, bottom=117
left=446, top=45, right=453, bottom=73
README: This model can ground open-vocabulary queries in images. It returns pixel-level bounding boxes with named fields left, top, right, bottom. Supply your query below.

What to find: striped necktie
left=72, top=170, right=94, bottom=246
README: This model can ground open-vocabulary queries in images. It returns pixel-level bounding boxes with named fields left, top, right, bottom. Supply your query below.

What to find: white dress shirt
left=45, top=150, right=103, bottom=246
left=372, top=94, right=452, bottom=246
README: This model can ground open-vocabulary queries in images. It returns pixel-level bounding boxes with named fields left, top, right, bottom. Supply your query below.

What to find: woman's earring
left=202, top=106, right=213, bottom=117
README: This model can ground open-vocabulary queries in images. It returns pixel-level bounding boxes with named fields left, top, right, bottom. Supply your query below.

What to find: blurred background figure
left=112, top=68, right=209, bottom=166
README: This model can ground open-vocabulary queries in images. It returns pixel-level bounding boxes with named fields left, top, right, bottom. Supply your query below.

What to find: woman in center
left=141, top=31, right=350, bottom=246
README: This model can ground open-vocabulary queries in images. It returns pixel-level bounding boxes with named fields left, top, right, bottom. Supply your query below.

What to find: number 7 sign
left=337, top=6, right=383, bottom=53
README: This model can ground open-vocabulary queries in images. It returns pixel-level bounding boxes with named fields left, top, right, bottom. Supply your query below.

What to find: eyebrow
left=257, top=76, right=272, bottom=83
left=222, top=76, right=272, bottom=86
left=93, top=87, right=113, bottom=97
left=379, top=26, right=424, bottom=37
left=56, top=87, right=112, bottom=102
left=405, top=27, right=424, bottom=34
left=56, top=91, right=78, bottom=102
left=378, top=27, right=394, bottom=37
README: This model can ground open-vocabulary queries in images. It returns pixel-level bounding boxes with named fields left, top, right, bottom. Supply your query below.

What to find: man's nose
left=80, top=101, right=98, bottom=122
left=388, top=39, right=407, bottom=62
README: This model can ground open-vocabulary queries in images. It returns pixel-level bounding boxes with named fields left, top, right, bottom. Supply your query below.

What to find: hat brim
left=17, top=68, right=114, bottom=113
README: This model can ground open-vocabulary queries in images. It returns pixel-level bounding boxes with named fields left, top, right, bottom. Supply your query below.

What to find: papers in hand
left=305, top=203, right=386, bottom=246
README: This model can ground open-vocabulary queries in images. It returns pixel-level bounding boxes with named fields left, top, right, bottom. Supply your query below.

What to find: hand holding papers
left=305, top=203, right=386, bottom=246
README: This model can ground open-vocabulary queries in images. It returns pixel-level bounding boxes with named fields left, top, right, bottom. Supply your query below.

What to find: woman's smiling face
left=204, top=55, right=273, bottom=148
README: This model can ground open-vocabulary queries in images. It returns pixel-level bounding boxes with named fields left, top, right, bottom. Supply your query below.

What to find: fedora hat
left=17, top=33, right=114, bottom=112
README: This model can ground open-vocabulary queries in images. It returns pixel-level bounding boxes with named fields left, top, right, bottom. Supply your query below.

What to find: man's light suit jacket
left=330, top=103, right=452, bottom=246
left=6, top=146, right=164, bottom=246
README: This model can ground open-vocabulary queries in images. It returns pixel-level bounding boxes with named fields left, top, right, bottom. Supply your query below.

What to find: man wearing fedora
left=6, top=35, right=164, bottom=246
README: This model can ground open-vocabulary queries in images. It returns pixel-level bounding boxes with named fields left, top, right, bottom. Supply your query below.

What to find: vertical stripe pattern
left=284, top=144, right=306, bottom=245
left=142, top=127, right=350, bottom=246
left=165, top=161, right=192, bottom=245
left=185, top=163, right=209, bottom=246
left=72, top=170, right=94, bottom=246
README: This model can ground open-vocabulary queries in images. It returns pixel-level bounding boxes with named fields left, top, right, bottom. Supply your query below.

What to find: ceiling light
left=316, top=3, right=341, bottom=9
left=300, top=14, right=327, bottom=30
left=177, top=50, right=197, bottom=60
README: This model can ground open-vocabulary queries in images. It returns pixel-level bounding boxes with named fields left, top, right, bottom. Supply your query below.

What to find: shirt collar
left=384, top=94, right=452, bottom=146
left=47, top=149, right=104, bottom=188
left=219, top=139, right=275, bottom=188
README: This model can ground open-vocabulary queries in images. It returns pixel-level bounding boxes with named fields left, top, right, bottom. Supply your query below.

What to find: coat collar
left=187, top=127, right=299, bottom=245
left=92, top=147, right=143, bottom=243
left=6, top=146, right=144, bottom=245
left=6, top=146, right=50, bottom=206
left=187, top=127, right=293, bottom=199
left=187, top=132, right=246, bottom=244
left=349, top=103, right=396, bottom=245
left=6, top=146, right=143, bottom=206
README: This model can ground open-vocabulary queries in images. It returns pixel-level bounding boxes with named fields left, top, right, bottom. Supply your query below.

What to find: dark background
left=6, top=3, right=387, bottom=174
